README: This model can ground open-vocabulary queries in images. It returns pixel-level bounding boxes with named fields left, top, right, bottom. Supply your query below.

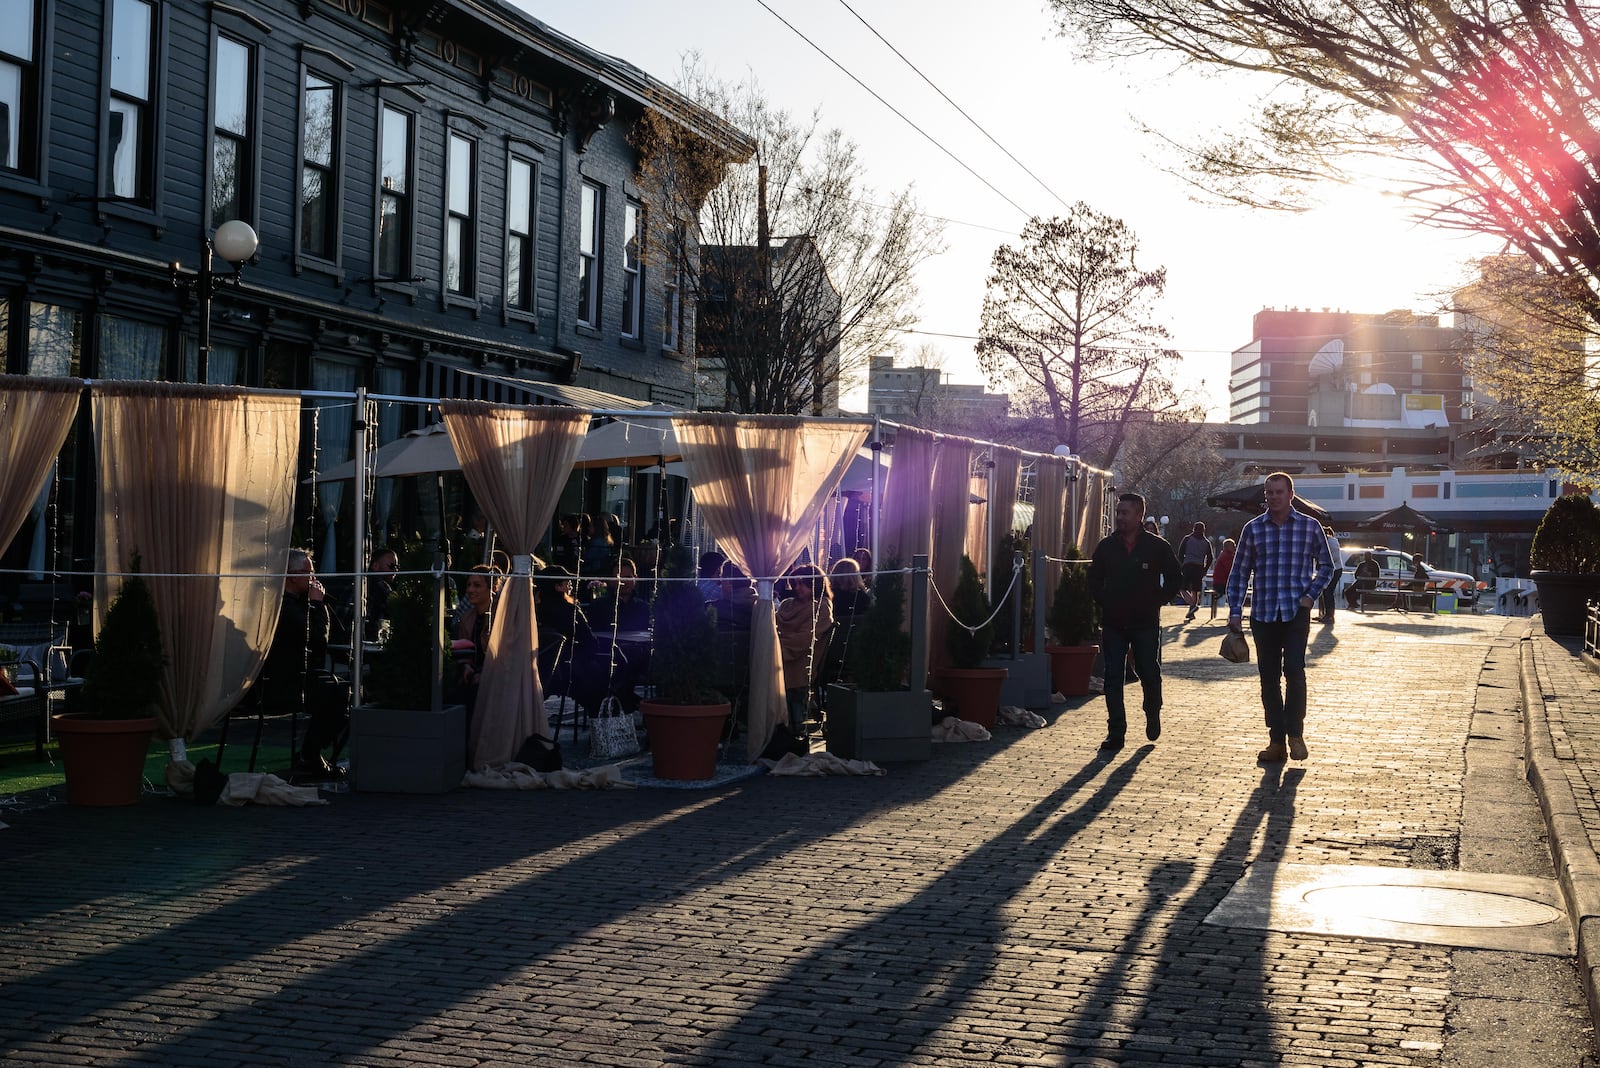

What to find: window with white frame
left=577, top=181, right=601, bottom=326
left=662, top=220, right=684, bottom=351
left=506, top=154, right=536, bottom=313
left=445, top=132, right=476, bottom=296
left=377, top=104, right=412, bottom=279
left=299, top=70, right=339, bottom=260
left=621, top=199, right=642, bottom=338
left=106, top=0, right=156, bottom=202
left=0, top=0, right=39, bottom=175
left=211, top=33, right=253, bottom=227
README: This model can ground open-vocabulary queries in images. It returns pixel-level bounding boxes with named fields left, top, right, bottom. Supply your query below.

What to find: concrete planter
left=349, top=703, right=466, bottom=793
left=824, top=685, right=932, bottom=762
left=983, top=651, right=1052, bottom=709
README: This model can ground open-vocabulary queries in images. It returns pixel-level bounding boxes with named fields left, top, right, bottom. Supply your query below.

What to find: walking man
left=1088, top=492, right=1182, bottom=751
left=1177, top=521, right=1213, bottom=621
left=1225, top=472, right=1337, bottom=763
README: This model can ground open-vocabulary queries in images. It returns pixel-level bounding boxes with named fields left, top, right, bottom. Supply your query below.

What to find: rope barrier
left=928, top=557, right=1022, bottom=636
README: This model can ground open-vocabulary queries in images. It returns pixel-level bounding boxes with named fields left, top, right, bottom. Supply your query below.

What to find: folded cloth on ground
left=217, top=772, right=328, bottom=806
left=759, top=751, right=884, bottom=776
left=996, top=705, right=1046, bottom=728
left=464, top=762, right=630, bottom=790
left=932, top=716, right=992, bottom=742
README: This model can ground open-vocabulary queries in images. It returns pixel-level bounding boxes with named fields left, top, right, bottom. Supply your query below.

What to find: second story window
left=300, top=71, right=339, bottom=260
left=377, top=104, right=412, bottom=280
left=621, top=199, right=642, bottom=339
left=506, top=155, right=536, bottom=313
left=106, top=0, right=156, bottom=202
left=0, top=0, right=39, bottom=176
left=662, top=221, right=684, bottom=352
left=211, top=34, right=253, bottom=227
left=445, top=132, right=476, bottom=296
left=577, top=181, right=601, bottom=327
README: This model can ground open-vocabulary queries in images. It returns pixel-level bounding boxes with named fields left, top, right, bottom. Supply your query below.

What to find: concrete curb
left=1518, top=628, right=1600, bottom=1030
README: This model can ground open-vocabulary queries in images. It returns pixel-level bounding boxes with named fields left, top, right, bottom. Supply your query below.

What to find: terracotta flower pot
left=51, top=713, right=158, bottom=807
left=1045, top=643, right=1100, bottom=697
left=640, top=700, right=730, bottom=781
left=932, top=667, right=1007, bottom=728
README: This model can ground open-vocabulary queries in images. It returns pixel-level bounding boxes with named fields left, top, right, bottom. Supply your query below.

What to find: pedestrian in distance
left=1177, top=521, right=1213, bottom=621
left=1088, top=492, right=1182, bottom=751
left=1209, top=538, right=1236, bottom=622
left=1317, top=524, right=1342, bottom=624
left=1225, top=472, right=1337, bottom=763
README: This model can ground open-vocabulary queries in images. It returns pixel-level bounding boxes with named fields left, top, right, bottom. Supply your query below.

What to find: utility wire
left=753, top=0, right=1035, bottom=221
left=834, top=0, right=1074, bottom=213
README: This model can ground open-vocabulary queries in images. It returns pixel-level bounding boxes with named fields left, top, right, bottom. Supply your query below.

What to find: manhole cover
left=1303, top=884, right=1564, bottom=928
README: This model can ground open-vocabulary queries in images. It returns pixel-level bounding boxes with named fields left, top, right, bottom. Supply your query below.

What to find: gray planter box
left=350, top=703, right=466, bottom=793
left=984, top=651, right=1053, bottom=709
left=824, top=685, right=932, bottom=762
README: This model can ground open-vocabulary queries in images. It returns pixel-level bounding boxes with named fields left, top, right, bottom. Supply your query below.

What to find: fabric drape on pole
left=670, top=414, right=871, bottom=761
left=990, top=447, right=1021, bottom=549
left=1075, top=468, right=1109, bottom=550
left=0, top=376, right=79, bottom=554
left=966, top=471, right=988, bottom=574
left=1034, top=454, right=1069, bottom=598
left=93, top=383, right=299, bottom=746
left=441, top=401, right=589, bottom=769
left=929, top=437, right=972, bottom=674
left=879, top=427, right=938, bottom=569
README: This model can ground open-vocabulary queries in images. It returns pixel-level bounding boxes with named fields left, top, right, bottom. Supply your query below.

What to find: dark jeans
left=1249, top=607, right=1311, bottom=742
left=1101, top=623, right=1161, bottom=740
left=1320, top=569, right=1341, bottom=618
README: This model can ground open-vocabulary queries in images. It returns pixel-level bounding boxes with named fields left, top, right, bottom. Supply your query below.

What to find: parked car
left=1337, top=547, right=1479, bottom=607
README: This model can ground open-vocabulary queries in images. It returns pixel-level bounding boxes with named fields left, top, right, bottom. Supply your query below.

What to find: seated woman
left=588, top=557, right=652, bottom=633
left=824, top=558, right=872, bottom=686
left=535, top=566, right=633, bottom=716
left=776, top=563, right=833, bottom=737
left=450, top=564, right=500, bottom=720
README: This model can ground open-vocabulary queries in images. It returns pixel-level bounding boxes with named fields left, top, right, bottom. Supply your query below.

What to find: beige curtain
left=965, top=473, right=988, bottom=576
left=1034, top=454, right=1069, bottom=598
left=441, top=401, right=589, bottom=768
left=880, top=427, right=938, bottom=569
left=671, top=414, right=871, bottom=760
left=991, top=446, right=1021, bottom=549
left=0, top=376, right=79, bottom=554
left=94, top=383, right=299, bottom=744
left=929, top=437, right=972, bottom=673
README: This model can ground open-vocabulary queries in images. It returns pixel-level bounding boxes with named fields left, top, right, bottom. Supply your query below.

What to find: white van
left=1337, top=547, right=1479, bottom=608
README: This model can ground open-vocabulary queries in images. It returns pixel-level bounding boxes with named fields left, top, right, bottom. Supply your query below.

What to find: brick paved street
left=1, top=607, right=1595, bottom=1066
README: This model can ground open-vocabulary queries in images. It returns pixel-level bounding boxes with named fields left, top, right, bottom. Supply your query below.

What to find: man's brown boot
left=1288, top=736, right=1309, bottom=760
left=1257, top=741, right=1287, bottom=762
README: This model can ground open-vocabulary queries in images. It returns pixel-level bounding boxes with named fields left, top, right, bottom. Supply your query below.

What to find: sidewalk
left=1519, top=617, right=1600, bottom=1028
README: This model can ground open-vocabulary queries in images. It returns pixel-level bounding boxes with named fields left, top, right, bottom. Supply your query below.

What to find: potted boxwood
left=1529, top=494, right=1600, bottom=636
left=641, top=545, right=730, bottom=780
left=1044, top=544, right=1101, bottom=697
left=932, top=555, right=1007, bottom=728
left=824, top=561, right=931, bottom=762
left=53, top=554, right=162, bottom=806
left=349, top=544, right=466, bottom=792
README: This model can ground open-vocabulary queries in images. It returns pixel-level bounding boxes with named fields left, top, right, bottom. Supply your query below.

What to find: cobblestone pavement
left=1, top=608, right=1595, bottom=1066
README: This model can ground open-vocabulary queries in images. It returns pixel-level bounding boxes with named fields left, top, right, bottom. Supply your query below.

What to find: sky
left=512, top=0, right=1500, bottom=420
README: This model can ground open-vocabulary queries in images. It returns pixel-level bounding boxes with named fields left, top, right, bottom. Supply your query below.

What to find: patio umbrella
left=313, top=422, right=457, bottom=482
left=1352, top=502, right=1451, bottom=533
left=1206, top=482, right=1332, bottom=524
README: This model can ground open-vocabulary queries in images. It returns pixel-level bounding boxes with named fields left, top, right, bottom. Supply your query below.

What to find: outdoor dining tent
left=1352, top=502, right=1450, bottom=533
left=1207, top=482, right=1332, bottom=524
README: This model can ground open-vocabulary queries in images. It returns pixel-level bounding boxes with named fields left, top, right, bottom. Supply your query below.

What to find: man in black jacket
left=1088, top=492, right=1182, bottom=751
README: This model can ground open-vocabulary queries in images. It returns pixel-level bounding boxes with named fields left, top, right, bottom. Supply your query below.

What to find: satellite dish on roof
left=1308, top=338, right=1344, bottom=377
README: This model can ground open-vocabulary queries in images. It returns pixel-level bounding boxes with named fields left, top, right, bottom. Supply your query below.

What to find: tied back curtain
left=671, top=414, right=871, bottom=761
left=94, top=383, right=299, bottom=742
left=441, top=401, right=589, bottom=769
left=1034, top=454, right=1069, bottom=604
left=0, top=376, right=79, bottom=554
left=929, top=438, right=972, bottom=674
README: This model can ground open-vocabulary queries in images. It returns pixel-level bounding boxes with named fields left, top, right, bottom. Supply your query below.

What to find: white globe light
left=212, top=220, right=259, bottom=265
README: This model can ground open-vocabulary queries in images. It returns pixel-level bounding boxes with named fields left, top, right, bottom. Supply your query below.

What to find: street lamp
left=172, top=220, right=259, bottom=384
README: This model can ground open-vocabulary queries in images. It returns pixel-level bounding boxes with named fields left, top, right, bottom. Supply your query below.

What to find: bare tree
left=634, top=64, right=944, bottom=414
left=1048, top=1, right=1600, bottom=329
left=1112, top=421, right=1236, bottom=533
left=975, top=204, right=1201, bottom=465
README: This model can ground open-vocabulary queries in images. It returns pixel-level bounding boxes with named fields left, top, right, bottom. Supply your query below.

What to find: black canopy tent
left=1206, top=482, right=1332, bottom=524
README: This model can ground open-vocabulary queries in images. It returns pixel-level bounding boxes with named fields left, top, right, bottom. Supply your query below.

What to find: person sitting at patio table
left=535, top=565, right=632, bottom=718
left=260, top=549, right=350, bottom=780
left=777, top=563, right=833, bottom=738
left=450, top=564, right=500, bottom=718
left=589, top=557, right=651, bottom=633
left=363, top=547, right=400, bottom=643
left=824, top=558, right=873, bottom=686
left=1345, top=552, right=1381, bottom=610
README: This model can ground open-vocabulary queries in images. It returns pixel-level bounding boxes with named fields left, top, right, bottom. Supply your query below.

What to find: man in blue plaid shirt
left=1225, top=472, right=1336, bottom=763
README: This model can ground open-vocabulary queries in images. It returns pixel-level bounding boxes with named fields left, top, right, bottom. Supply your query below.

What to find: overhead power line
left=752, top=0, right=1035, bottom=220
left=833, top=0, right=1074, bottom=213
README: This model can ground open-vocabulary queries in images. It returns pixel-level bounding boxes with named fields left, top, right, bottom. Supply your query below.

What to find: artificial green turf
left=0, top=736, right=294, bottom=797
